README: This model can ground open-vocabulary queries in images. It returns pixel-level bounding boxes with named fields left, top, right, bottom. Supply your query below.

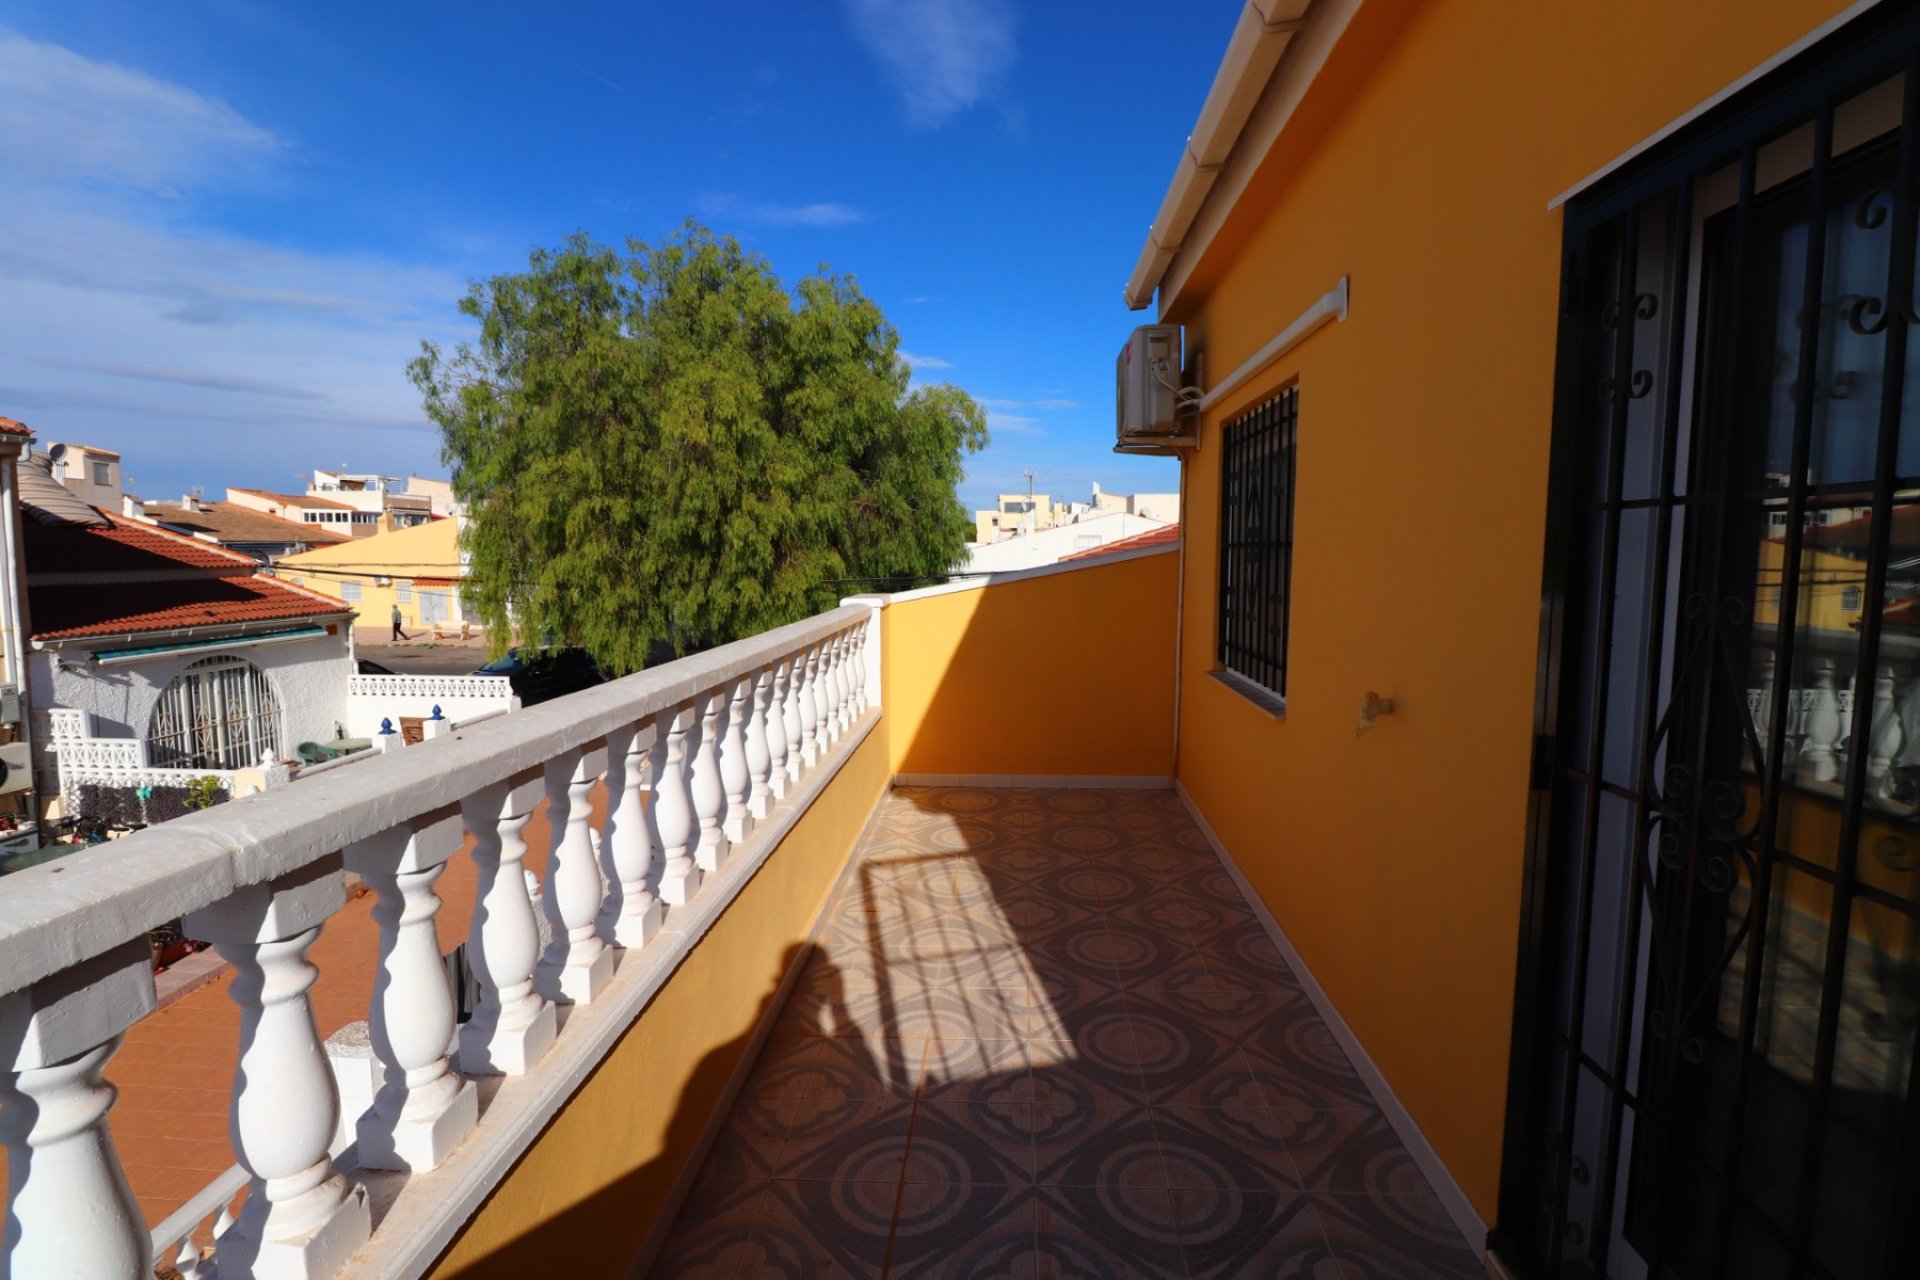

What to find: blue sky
left=0, top=1, right=1233, bottom=511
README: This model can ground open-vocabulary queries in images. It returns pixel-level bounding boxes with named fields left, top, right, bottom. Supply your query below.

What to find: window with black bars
left=1216, top=386, right=1297, bottom=698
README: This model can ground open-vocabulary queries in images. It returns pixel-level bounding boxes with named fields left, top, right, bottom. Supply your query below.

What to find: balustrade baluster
left=345, top=810, right=478, bottom=1171
left=829, top=630, right=850, bottom=738
left=813, top=640, right=834, bottom=757
left=1800, top=659, right=1843, bottom=783
left=691, top=689, right=730, bottom=871
left=719, top=675, right=753, bottom=844
left=457, top=771, right=555, bottom=1076
left=1869, top=664, right=1903, bottom=788
left=0, top=941, right=153, bottom=1280
left=184, top=863, right=370, bottom=1279
left=652, top=705, right=701, bottom=905
left=797, top=646, right=821, bottom=772
left=602, top=720, right=664, bottom=947
left=537, top=744, right=615, bottom=1005
left=850, top=624, right=869, bottom=716
left=767, top=658, right=792, bottom=802
left=747, top=665, right=775, bottom=820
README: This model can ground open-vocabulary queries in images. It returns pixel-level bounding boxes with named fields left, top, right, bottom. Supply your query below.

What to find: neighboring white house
left=45, top=441, right=123, bottom=509
left=960, top=509, right=1173, bottom=574
left=19, top=455, right=356, bottom=813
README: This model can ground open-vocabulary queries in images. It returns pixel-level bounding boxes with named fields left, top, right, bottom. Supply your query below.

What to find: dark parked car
left=356, top=658, right=397, bottom=675
left=474, top=647, right=610, bottom=707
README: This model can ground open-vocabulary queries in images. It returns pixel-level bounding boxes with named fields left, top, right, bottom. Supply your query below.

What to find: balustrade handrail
left=346, top=673, right=513, bottom=698
left=0, top=601, right=870, bottom=997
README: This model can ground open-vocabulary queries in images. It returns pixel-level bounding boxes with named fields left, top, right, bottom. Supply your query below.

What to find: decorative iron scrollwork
left=1844, top=188, right=1919, bottom=335
left=1698, top=851, right=1736, bottom=894
left=1597, top=369, right=1656, bottom=403
left=1601, top=292, right=1659, bottom=328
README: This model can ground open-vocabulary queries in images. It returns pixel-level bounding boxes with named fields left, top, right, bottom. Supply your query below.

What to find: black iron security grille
left=1217, top=387, right=1297, bottom=698
left=1501, top=6, right=1920, bottom=1279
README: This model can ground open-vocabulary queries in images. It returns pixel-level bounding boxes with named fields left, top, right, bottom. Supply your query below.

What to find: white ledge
left=0, top=603, right=874, bottom=996
left=863, top=543, right=1177, bottom=606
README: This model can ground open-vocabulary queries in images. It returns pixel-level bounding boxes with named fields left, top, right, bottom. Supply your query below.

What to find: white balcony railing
left=47, top=723, right=240, bottom=806
left=1745, top=638, right=1920, bottom=809
left=344, top=673, right=516, bottom=740
left=0, top=601, right=881, bottom=1280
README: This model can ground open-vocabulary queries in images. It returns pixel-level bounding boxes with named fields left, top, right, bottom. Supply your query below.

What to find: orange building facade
left=1131, top=1, right=1920, bottom=1276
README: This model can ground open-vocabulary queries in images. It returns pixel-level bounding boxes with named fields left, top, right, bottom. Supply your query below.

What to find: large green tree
left=409, top=225, right=987, bottom=672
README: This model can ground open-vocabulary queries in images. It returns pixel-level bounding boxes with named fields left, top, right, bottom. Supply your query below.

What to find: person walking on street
left=391, top=603, right=407, bottom=642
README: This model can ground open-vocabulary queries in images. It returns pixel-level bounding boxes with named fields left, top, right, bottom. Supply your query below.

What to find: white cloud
left=841, top=0, right=1017, bottom=128
left=897, top=350, right=953, bottom=371
left=0, top=31, right=282, bottom=195
left=697, top=194, right=871, bottom=228
left=986, top=412, right=1041, bottom=435
left=0, top=36, right=467, bottom=498
left=978, top=396, right=1079, bottom=411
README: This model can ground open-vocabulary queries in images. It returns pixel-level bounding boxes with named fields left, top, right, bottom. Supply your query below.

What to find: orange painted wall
left=1164, top=0, right=1863, bottom=1224
left=880, top=550, right=1179, bottom=778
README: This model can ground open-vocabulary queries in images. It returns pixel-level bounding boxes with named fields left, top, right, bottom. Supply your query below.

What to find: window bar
left=1279, top=394, right=1296, bottom=696
left=1886, top=78, right=1920, bottom=1280
left=1218, top=421, right=1233, bottom=672
left=1262, top=401, right=1278, bottom=692
left=1617, top=140, right=1757, bottom=1280
left=1708, top=98, right=1835, bottom=1277
left=1547, top=204, right=1643, bottom=1276
left=1793, top=59, right=1920, bottom=1280
left=1588, top=179, right=1695, bottom=1279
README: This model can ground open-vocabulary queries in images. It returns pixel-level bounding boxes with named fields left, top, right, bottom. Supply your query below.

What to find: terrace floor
left=653, top=786, right=1484, bottom=1279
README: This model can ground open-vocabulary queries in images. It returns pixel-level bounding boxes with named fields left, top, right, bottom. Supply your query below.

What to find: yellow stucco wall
left=1165, top=0, right=1863, bottom=1222
left=880, top=550, right=1179, bottom=778
left=426, top=726, right=890, bottom=1277
left=277, top=517, right=465, bottom=632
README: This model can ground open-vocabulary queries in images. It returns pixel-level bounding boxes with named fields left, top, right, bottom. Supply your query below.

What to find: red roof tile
left=1057, top=523, right=1181, bottom=562
left=31, top=575, right=353, bottom=640
left=231, top=487, right=355, bottom=511
left=145, top=502, right=350, bottom=546
left=0, top=416, right=30, bottom=437
left=24, top=514, right=259, bottom=576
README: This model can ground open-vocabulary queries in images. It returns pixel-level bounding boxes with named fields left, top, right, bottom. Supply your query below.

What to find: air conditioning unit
left=0, top=742, right=32, bottom=794
left=1115, top=325, right=1196, bottom=453
left=0, top=685, right=19, bottom=725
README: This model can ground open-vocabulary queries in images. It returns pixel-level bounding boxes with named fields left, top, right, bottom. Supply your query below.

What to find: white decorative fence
left=0, top=602, right=881, bottom=1280
left=344, top=673, right=517, bottom=739
left=46, top=711, right=239, bottom=805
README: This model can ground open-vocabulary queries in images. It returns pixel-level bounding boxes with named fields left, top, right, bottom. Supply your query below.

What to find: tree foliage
left=409, top=225, right=987, bottom=673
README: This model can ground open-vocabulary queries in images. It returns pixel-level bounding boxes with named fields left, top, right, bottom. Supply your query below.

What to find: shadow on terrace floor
left=648, top=786, right=1484, bottom=1279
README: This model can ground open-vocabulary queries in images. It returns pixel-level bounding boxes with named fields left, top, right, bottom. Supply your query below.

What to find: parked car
left=356, top=658, right=397, bottom=675
left=473, top=647, right=610, bottom=706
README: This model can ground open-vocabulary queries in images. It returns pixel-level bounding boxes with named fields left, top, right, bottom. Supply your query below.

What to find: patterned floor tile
left=647, top=787, right=1481, bottom=1280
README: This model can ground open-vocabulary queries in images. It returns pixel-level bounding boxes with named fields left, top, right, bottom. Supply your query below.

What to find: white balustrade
left=652, top=705, right=701, bottom=905
left=0, top=600, right=884, bottom=1279
left=183, top=864, right=370, bottom=1280
left=823, top=631, right=844, bottom=743
left=795, top=645, right=820, bottom=772
left=0, top=941, right=153, bottom=1280
left=719, top=675, right=753, bottom=844
left=458, top=771, right=556, bottom=1076
left=345, top=810, right=478, bottom=1171
left=602, top=720, right=664, bottom=948
left=538, top=744, right=614, bottom=1005
left=766, top=658, right=792, bottom=802
left=747, top=666, right=775, bottom=820
left=691, top=689, right=729, bottom=872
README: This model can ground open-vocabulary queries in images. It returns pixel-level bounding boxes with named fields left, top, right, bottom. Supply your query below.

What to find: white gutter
left=1124, top=0, right=1312, bottom=310
left=1198, top=277, right=1349, bottom=412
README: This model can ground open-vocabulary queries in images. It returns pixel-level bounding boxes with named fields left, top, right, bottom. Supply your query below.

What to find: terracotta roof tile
left=30, top=575, right=353, bottom=640
left=24, top=514, right=259, bottom=576
left=0, top=416, right=30, bottom=437
left=231, top=487, right=355, bottom=511
left=145, top=502, right=350, bottom=547
left=1056, top=522, right=1181, bottom=562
